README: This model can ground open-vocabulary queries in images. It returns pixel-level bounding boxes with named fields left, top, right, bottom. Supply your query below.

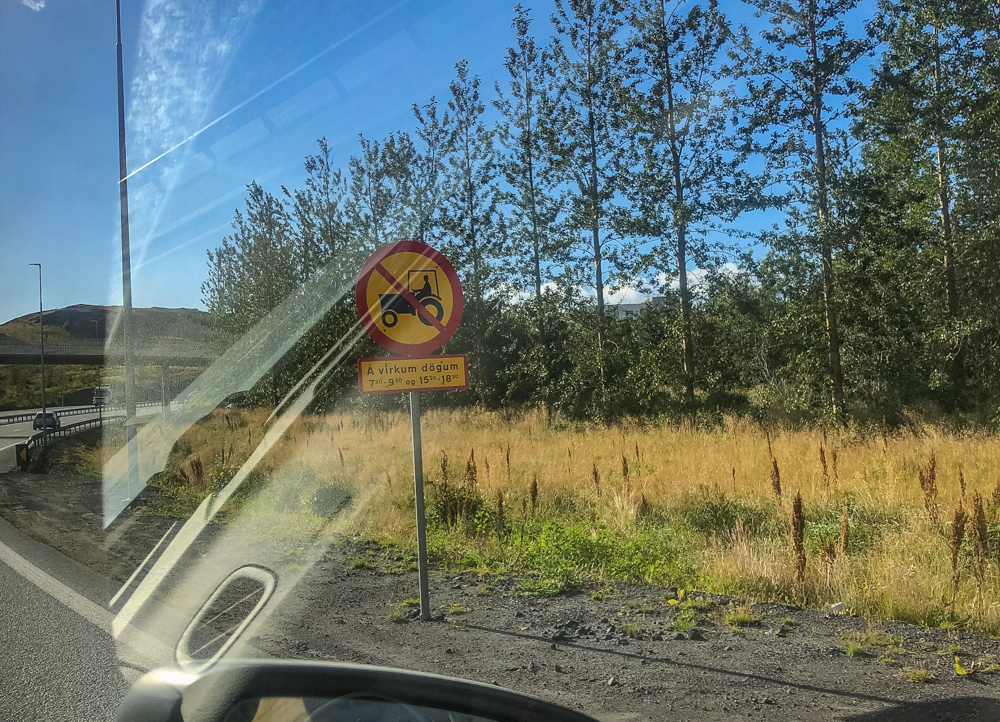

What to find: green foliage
left=311, top=484, right=353, bottom=518
left=724, top=607, right=760, bottom=628
left=193, top=0, right=1000, bottom=427
left=672, top=607, right=699, bottom=632
left=677, top=486, right=778, bottom=538
left=845, top=641, right=866, bottom=657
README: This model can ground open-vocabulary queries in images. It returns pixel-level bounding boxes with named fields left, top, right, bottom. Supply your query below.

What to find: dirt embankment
left=0, top=431, right=176, bottom=583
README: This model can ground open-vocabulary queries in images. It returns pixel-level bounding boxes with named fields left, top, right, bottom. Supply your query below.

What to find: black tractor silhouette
left=380, top=270, right=444, bottom=328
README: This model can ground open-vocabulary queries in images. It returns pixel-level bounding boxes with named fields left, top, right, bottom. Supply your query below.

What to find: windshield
left=3, top=0, right=1000, bottom=720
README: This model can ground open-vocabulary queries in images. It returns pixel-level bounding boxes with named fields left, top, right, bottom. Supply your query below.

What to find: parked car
left=32, top=412, right=60, bottom=430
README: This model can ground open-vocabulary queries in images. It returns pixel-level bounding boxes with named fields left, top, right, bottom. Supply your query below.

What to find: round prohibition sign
left=356, top=240, right=465, bottom=356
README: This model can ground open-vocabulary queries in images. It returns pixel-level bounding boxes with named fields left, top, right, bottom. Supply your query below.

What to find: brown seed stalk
left=918, top=452, right=939, bottom=524
left=820, top=541, right=836, bottom=587
left=970, top=492, right=988, bottom=586
left=881, top=415, right=889, bottom=456
left=951, top=501, right=967, bottom=606
left=338, top=448, right=345, bottom=467
left=832, top=449, right=839, bottom=482
left=529, top=475, right=538, bottom=514
left=592, top=462, right=601, bottom=497
left=440, top=450, right=449, bottom=485
left=791, top=491, right=806, bottom=583
left=465, top=449, right=477, bottom=487
left=840, top=510, right=850, bottom=558
left=992, top=478, right=1000, bottom=508
left=819, top=445, right=829, bottom=484
left=732, top=466, right=737, bottom=493
left=622, top=454, right=630, bottom=493
left=959, top=468, right=966, bottom=498
left=771, top=457, right=782, bottom=501
left=637, top=494, right=652, bottom=518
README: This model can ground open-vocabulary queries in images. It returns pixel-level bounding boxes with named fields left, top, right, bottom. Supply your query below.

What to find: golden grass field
left=145, top=406, right=1000, bottom=636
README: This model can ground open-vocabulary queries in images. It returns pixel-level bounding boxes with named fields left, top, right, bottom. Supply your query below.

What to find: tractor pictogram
left=379, top=270, right=445, bottom=328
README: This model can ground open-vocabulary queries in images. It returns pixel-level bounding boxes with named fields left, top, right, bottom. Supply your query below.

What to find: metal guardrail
left=0, top=401, right=161, bottom=426
left=24, top=414, right=126, bottom=453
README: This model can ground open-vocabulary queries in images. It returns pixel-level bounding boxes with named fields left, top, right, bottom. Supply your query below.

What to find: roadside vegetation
left=0, top=363, right=201, bottom=411
left=151, top=406, right=1000, bottom=637
left=0, top=365, right=103, bottom=411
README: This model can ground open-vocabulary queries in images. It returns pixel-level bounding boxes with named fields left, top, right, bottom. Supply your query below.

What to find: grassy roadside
left=145, top=406, right=1000, bottom=636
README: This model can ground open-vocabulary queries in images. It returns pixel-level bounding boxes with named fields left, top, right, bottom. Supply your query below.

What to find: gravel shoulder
left=2, top=439, right=1000, bottom=721
left=252, top=541, right=1000, bottom=722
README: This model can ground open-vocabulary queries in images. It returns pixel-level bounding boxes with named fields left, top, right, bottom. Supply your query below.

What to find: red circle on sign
left=356, top=240, right=465, bottom=356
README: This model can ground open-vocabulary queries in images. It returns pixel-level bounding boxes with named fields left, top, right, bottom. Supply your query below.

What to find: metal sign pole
left=409, top=391, right=431, bottom=621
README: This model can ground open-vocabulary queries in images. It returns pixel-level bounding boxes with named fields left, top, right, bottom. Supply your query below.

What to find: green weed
left=672, top=607, right=698, bottom=632
left=906, top=668, right=933, bottom=683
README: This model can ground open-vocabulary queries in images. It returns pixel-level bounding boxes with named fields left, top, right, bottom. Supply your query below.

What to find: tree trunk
left=525, top=67, right=543, bottom=304
left=586, top=37, right=606, bottom=412
left=586, top=46, right=605, bottom=326
left=809, top=2, right=845, bottom=419
left=659, top=2, right=696, bottom=409
left=933, top=23, right=965, bottom=399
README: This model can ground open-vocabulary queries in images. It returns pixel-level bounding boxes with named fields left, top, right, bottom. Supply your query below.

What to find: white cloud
left=127, top=0, right=264, bottom=166
left=605, top=285, right=649, bottom=305
left=603, top=263, right=744, bottom=306
left=21, top=0, right=44, bottom=10
left=121, top=0, right=264, bottom=281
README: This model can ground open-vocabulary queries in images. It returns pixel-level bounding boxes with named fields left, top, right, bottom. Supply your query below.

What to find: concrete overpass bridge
left=0, top=337, right=215, bottom=366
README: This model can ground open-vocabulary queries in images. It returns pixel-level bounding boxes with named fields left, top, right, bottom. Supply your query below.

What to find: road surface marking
left=0, top=537, right=113, bottom=630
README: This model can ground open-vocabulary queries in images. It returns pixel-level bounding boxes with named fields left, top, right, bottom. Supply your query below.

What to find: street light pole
left=29, top=263, right=46, bottom=446
left=116, top=0, right=139, bottom=503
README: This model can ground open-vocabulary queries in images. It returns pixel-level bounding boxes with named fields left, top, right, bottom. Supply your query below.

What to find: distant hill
left=0, top=304, right=211, bottom=345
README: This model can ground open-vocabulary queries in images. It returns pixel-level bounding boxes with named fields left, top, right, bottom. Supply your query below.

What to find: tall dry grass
left=162, top=406, right=1000, bottom=635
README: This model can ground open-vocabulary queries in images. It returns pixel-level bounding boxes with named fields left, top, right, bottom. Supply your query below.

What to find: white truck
left=93, top=385, right=113, bottom=407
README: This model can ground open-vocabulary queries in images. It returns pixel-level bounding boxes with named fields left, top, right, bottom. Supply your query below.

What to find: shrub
left=312, top=484, right=352, bottom=517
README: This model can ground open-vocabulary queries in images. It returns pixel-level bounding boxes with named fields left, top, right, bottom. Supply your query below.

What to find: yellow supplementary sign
left=358, top=355, right=469, bottom=395
left=19, top=447, right=27, bottom=462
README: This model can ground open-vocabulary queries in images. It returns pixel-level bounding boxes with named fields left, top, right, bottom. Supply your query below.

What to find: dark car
left=32, top=411, right=60, bottom=430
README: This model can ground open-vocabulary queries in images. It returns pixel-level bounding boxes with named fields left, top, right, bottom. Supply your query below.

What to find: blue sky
left=0, top=0, right=540, bottom=323
left=0, top=0, right=877, bottom=324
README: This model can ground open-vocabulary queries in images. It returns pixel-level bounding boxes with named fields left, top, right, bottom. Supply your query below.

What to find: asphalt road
left=0, top=517, right=132, bottom=722
left=0, top=407, right=161, bottom=473
left=0, top=412, right=102, bottom=472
